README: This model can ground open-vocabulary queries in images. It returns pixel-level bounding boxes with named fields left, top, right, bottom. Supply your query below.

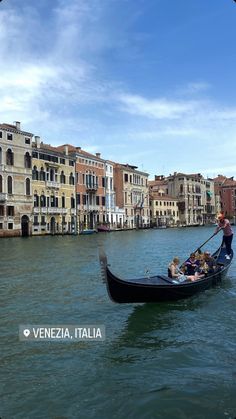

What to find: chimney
left=35, top=136, right=41, bottom=148
left=96, top=152, right=101, bottom=158
left=64, top=145, right=68, bottom=156
left=77, top=147, right=81, bottom=152
left=15, top=121, right=21, bottom=130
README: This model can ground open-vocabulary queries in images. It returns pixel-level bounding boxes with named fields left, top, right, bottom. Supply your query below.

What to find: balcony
left=86, top=183, right=98, bottom=192
left=0, top=193, right=7, bottom=202
left=34, top=207, right=68, bottom=214
left=46, top=181, right=60, bottom=189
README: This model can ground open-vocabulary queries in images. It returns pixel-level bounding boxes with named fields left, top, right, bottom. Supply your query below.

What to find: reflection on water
left=1, top=227, right=236, bottom=418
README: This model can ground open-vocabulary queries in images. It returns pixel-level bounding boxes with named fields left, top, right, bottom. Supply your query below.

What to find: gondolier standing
left=215, top=212, right=233, bottom=260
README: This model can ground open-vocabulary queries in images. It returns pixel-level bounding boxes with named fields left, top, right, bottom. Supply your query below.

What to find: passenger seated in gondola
left=182, top=253, right=199, bottom=275
left=168, top=257, right=203, bottom=283
left=203, top=251, right=217, bottom=273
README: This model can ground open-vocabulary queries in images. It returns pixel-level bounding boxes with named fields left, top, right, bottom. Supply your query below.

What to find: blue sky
left=0, top=0, right=236, bottom=178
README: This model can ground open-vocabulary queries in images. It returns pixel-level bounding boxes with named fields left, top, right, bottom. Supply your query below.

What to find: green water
left=1, top=227, right=236, bottom=418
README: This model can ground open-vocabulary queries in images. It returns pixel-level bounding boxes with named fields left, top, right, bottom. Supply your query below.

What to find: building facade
left=0, top=122, right=33, bottom=237
left=105, top=161, right=125, bottom=229
left=149, top=192, right=179, bottom=227
left=70, top=147, right=106, bottom=231
left=167, top=172, right=216, bottom=226
left=31, top=139, right=76, bottom=235
left=114, top=163, right=150, bottom=229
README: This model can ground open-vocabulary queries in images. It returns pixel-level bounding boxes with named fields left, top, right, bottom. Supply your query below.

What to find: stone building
left=167, top=172, right=216, bottom=226
left=213, top=175, right=236, bottom=222
left=149, top=191, right=179, bottom=227
left=114, top=163, right=150, bottom=229
left=0, top=122, right=33, bottom=237
left=59, top=146, right=107, bottom=231
left=31, top=139, right=76, bottom=235
left=104, top=160, right=125, bottom=229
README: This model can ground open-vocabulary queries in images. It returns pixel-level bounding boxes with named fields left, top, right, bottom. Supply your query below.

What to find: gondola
left=99, top=246, right=233, bottom=303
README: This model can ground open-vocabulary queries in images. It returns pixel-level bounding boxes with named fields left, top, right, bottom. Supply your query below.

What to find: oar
left=193, top=229, right=221, bottom=255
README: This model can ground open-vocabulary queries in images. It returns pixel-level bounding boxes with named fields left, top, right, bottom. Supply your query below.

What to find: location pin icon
left=23, top=329, right=30, bottom=337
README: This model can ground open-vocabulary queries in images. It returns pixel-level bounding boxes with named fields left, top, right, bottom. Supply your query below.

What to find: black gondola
left=99, top=246, right=233, bottom=303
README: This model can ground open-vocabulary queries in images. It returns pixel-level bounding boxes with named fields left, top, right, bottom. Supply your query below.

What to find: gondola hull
left=99, top=247, right=233, bottom=303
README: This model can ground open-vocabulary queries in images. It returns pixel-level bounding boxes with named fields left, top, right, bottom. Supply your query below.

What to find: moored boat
left=80, top=229, right=97, bottom=235
left=97, top=224, right=110, bottom=232
left=99, top=246, right=233, bottom=303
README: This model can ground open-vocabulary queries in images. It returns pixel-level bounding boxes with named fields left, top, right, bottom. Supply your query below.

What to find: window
left=60, top=171, right=66, bottom=184
left=26, top=178, right=31, bottom=196
left=62, top=196, right=65, bottom=208
left=0, top=131, right=2, bottom=138
left=6, top=149, right=14, bottom=165
left=32, top=166, right=38, bottom=180
left=0, top=174, right=2, bottom=193
left=60, top=158, right=65, bottom=164
left=7, top=133, right=13, bottom=141
left=76, top=194, right=80, bottom=205
left=0, top=147, right=2, bottom=164
left=96, top=196, right=99, bottom=205
left=39, top=167, right=45, bottom=181
left=33, top=216, right=39, bottom=226
left=34, top=194, right=39, bottom=207
left=0, top=223, right=3, bottom=229
left=69, top=160, right=74, bottom=166
left=83, top=195, right=87, bottom=205
left=8, top=223, right=13, bottom=229
left=24, top=152, right=31, bottom=169
left=32, top=151, right=38, bottom=158
left=102, top=177, right=105, bottom=187
left=102, top=196, right=105, bottom=206
left=124, top=173, right=128, bottom=182
left=0, top=205, right=4, bottom=216
left=25, top=137, right=31, bottom=145
left=71, top=197, right=75, bottom=208
left=40, top=195, right=46, bottom=207
left=69, top=173, right=75, bottom=185
left=7, top=206, right=14, bottom=216
left=7, top=176, right=13, bottom=194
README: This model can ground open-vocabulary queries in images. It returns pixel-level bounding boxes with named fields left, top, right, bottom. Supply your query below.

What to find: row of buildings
left=1, top=121, right=236, bottom=237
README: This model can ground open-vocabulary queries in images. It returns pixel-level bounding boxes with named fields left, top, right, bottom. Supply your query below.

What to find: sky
left=0, top=0, right=236, bottom=179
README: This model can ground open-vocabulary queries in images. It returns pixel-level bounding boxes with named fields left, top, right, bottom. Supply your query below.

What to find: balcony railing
left=86, top=183, right=98, bottom=192
left=33, top=207, right=68, bottom=214
left=0, top=193, right=7, bottom=202
left=46, top=181, right=60, bottom=189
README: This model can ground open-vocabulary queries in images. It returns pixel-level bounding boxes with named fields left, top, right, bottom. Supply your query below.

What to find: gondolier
left=215, top=212, right=233, bottom=260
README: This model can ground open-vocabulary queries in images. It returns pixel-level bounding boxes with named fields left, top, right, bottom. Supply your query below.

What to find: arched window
left=39, top=167, right=45, bottom=181
left=69, top=173, right=75, bottom=185
left=40, top=194, right=46, bottom=207
left=26, top=178, right=31, bottom=196
left=6, top=149, right=14, bottom=166
left=180, top=184, right=183, bottom=194
left=24, top=152, right=31, bottom=169
left=0, top=147, right=2, bottom=164
left=62, top=194, right=65, bottom=208
left=7, top=176, right=13, bottom=194
left=0, top=174, right=2, bottom=193
left=60, top=171, right=66, bottom=184
left=71, top=196, right=75, bottom=208
left=50, top=168, right=54, bottom=181
left=32, top=166, right=38, bottom=180
left=34, top=193, right=39, bottom=207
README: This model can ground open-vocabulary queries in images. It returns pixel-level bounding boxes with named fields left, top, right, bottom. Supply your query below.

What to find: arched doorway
left=50, top=217, right=56, bottom=235
left=21, top=215, right=29, bottom=237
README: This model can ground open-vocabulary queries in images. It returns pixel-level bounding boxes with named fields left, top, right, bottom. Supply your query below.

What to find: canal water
left=1, top=227, right=236, bottom=419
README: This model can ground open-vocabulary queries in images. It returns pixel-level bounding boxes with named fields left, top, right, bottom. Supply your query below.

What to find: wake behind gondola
left=99, top=246, right=233, bottom=304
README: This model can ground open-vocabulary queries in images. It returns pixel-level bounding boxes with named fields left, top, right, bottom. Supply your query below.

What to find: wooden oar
left=193, top=229, right=221, bottom=255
